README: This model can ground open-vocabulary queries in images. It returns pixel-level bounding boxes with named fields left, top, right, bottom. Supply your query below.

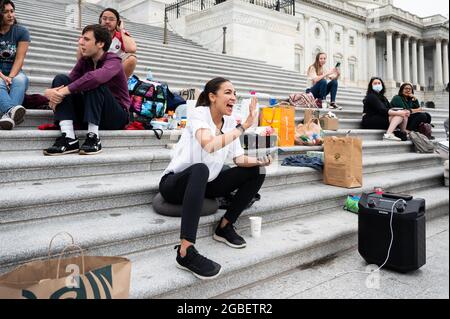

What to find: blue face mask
left=372, top=84, right=383, bottom=93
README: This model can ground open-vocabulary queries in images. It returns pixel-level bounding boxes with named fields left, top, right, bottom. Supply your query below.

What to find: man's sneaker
left=175, top=245, right=222, bottom=280
left=213, top=219, right=247, bottom=248
left=79, top=133, right=102, bottom=155
left=9, top=105, right=26, bottom=125
left=383, top=133, right=402, bottom=142
left=0, top=112, right=14, bottom=130
left=43, top=133, right=79, bottom=156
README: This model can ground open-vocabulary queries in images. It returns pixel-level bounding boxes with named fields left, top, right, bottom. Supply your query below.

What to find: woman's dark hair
left=398, top=82, right=414, bottom=96
left=82, top=24, right=112, bottom=52
left=196, top=77, right=231, bottom=107
left=366, top=77, right=386, bottom=96
left=99, top=8, right=121, bottom=25
left=0, top=0, right=18, bottom=27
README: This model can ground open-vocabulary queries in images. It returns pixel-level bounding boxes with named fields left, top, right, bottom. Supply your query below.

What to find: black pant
left=52, top=74, right=129, bottom=129
left=361, top=114, right=390, bottom=130
left=407, top=112, right=432, bottom=131
left=159, top=164, right=266, bottom=243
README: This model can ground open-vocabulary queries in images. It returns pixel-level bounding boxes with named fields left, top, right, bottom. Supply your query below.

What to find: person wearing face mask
left=361, top=77, right=409, bottom=141
left=159, top=77, right=271, bottom=280
left=390, top=83, right=432, bottom=133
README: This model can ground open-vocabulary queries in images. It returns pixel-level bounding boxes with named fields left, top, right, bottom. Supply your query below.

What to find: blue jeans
left=310, top=79, right=338, bottom=103
left=0, top=71, right=29, bottom=114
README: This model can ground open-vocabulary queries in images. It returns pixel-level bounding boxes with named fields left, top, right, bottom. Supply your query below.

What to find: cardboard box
left=320, top=117, right=339, bottom=131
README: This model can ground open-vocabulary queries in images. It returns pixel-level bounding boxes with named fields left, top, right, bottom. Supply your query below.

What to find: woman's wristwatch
left=236, top=123, right=246, bottom=134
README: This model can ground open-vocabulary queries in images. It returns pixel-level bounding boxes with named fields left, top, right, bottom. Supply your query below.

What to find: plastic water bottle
left=146, top=67, right=153, bottom=81
left=250, top=91, right=273, bottom=99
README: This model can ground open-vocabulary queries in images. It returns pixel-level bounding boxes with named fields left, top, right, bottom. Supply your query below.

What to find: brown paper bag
left=323, top=136, right=363, bottom=188
left=0, top=235, right=131, bottom=299
left=320, top=117, right=339, bottom=131
left=304, top=109, right=320, bottom=124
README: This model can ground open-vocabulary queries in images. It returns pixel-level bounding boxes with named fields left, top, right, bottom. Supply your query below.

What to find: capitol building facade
left=98, top=0, right=449, bottom=96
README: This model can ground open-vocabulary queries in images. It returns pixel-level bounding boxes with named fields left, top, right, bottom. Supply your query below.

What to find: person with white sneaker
left=361, top=77, right=409, bottom=142
left=159, top=77, right=271, bottom=280
left=43, top=24, right=129, bottom=156
left=0, top=0, right=29, bottom=130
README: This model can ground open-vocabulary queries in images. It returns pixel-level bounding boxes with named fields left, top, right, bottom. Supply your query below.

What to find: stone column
left=385, top=30, right=394, bottom=84
left=443, top=40, right=449, bottom=86
left=368, top=33, right=377, bottom=77
left=435, top=38, right=444, bottom=90
left=303, top=14, right=310, bottom=75
left=361, top=33, right=368, bottom=82
left=328, top=22, right=334, bottom=67
left=342, top=26, right=348, bottom=84
left=358, top=31, right=367, bottom=86
left=411, top=38, right=418, bottom=86
left=418, top=40, right=425, bottom=87
left=395, top=33, right=402, bottom=83
left=403, top=36, right=410, bottom=83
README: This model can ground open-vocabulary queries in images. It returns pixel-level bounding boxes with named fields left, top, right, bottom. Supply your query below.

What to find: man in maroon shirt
left=43, top=24, right=130, bottom=156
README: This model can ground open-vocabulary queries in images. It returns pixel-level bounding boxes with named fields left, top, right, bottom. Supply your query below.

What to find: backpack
left=409, top=131, right=435, bottom=153
left=417, top=122, right=433, bottom=139
left=128, top=75, right=168, bottom=120
left=289, top=92, right=317, bottom=108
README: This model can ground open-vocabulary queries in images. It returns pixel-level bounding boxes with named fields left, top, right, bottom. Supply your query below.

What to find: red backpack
left=418, top=122, right=433, bottom=139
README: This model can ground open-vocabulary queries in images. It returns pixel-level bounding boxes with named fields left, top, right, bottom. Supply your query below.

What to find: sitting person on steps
left=361, top=77, right=409, bottom=142
left=0, top=0, right=29, bottom=130
left=307, top=52, right=342, bottom=110
left=43, top=24, right=130, bottom=156
left=77, top=8, right=137, bottom=78
left=159, top=77, right=271, bottom=280
left=390, top=82, right=432, bottom=134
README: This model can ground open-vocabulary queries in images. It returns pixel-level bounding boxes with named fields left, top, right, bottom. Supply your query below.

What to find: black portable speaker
left=358, top=192, right=426, bottom=273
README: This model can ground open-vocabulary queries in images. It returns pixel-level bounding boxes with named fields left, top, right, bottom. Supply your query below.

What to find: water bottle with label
left=146, top=67, right=153, bottom=81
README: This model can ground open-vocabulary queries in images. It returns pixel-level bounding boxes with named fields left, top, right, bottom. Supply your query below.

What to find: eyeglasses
left=101, top=16, right=116, bottom=22
left=403, top=87, right=412, bottom=90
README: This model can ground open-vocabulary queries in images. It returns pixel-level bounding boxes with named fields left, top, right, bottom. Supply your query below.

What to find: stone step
left=0, top=168, right=448, bottom=278
left=0, top=157, right=444, bottom=225
left=17, top=107, right=447, bottom=130
left=21, top=34, right=363, bottom=97
left=1, top=128, right=447, bottom=153
left=1, top=146, right=443, bottom=186
left=128, top=186, right=448, bottom=299
left=294, top=108, right=449, bottom=121
left=25, top=40, right=293, bottom=78
left=23, top=54, right=311, bottom=89
left=21, top=24, right=278, bottom=69
left=21, top=80, right=363, bottom=108
left=0, top=183, right=446, bottom=296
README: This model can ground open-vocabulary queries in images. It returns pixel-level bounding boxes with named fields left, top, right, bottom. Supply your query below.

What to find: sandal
left=329, top=103, right=342, bottom=110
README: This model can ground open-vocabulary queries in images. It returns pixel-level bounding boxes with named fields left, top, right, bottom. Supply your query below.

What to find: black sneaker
left=213, top=219, right=247, bottom=248
left=43, top=133, right=79, bottom=156
left=79, top=133, right=102, bottom=155
left=394, top=130, right=408, bottom=141
left=175, top=245, right=222, bottom=280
